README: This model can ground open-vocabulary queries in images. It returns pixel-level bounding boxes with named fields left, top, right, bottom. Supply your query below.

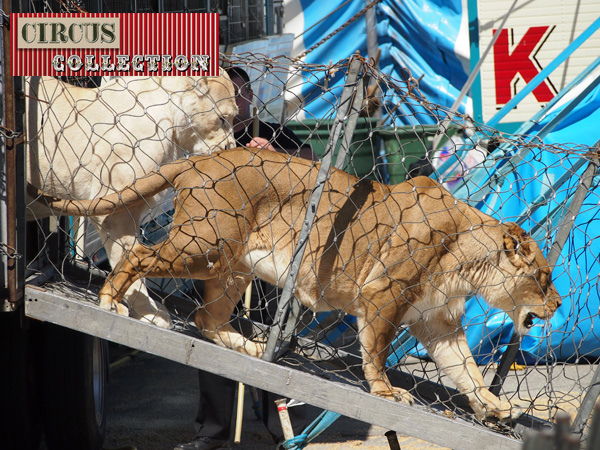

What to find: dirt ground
left=102, top=345, right=596, bottom=450
left=102, top=348, right=449, bottom=450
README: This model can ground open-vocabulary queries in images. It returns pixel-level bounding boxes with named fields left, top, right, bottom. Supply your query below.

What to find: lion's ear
left=501, top=222, right=533, bottom=268
left=191, top=76, right=209, bottom=95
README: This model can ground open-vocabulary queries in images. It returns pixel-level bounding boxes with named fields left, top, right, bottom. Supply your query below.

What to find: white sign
left=477, top=0, right=600, bottom=124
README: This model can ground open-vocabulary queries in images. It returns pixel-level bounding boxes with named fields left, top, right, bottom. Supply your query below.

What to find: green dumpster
left=286, top=117, right=382, bottom=180
left=286, top=119, right=459, bottom=185
left=378, top=125, right=460, bottom=184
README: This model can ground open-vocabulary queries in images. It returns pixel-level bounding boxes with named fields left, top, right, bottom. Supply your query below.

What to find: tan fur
left=48, top=148, right=561, bottom=420
left=27, top=74, right=237, bottom=327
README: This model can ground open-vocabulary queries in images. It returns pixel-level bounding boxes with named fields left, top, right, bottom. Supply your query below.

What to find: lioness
left=46, top=148, right=561, bottom=420
left=26, top=74, right=237, bottom=327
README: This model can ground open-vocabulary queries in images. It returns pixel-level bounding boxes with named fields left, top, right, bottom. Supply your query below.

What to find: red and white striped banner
left=11, top=13, right=220, bottom=76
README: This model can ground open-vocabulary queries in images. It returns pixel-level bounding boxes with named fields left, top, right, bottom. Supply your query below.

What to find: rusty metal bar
left=2, top=1, right=24, bottom=308
left=3, top=0, right=17, bottom=306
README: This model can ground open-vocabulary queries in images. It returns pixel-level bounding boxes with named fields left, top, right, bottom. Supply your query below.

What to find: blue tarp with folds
left=460, top=73, right=600, bottom=364
left=295, top=0, right=470, bottom=123
left=461, top=156, right=600, bottom=364
left=293, top=0, right=600, bottom=362
left=403, top=70, right=600, bottom=364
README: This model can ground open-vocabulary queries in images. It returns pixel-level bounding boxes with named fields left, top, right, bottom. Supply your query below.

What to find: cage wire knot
left=0, top=243, right=22, bottom=260
left=0, top=124, right=23, bottom=140
left=0, top=9, right=9, bottom=27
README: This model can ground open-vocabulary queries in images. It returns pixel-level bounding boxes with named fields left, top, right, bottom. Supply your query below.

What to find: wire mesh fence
left=22, top=50, right=600, bottom=446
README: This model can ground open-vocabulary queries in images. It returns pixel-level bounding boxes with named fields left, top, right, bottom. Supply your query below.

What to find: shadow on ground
left=103, top=346, right=433, bottom=450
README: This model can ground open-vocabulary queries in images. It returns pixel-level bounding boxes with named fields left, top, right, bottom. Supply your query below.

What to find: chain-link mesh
left=24, top=51, right=600, bottom=444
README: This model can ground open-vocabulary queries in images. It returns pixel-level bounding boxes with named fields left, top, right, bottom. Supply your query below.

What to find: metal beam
left=262, top=56, right=364, bottom=362
left=431, top=0, right=519, bottom=151
left=452, top=56, right=600, bottom=204
left=545, top=157, right=599, bottom=267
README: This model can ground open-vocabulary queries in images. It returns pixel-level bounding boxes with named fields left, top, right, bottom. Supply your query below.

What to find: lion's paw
left=99, top=296, right=129, bottom=317
left=474, top=399, right=523, bottom=422
left=137, top=312, right=174, bottom=329
left=127, top=297, right=174, bottom=328
left=241, top=340, right=266, bottom=358
left=488, top=400, right=523, bottom=422
left=372, top=387, right=414, bottom=406
left=98, top=296, right=113, bottom=311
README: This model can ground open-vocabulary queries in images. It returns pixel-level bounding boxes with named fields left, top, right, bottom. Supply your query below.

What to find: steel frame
left=15, top=57, right=530, bottom=449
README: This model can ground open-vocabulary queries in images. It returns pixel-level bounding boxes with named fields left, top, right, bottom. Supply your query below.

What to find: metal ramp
left=24, top=281, right=523, bottom=450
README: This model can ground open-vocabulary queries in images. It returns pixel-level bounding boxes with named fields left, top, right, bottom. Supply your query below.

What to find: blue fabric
left=297, top=0, right=469, bottom=124
left=461, top=77, right=600, bottom=363
left=283, top=410, right=342, bottom=449
left=295, top=0, right=600, bottom=363
left=527, top=84, right=600, bottom=147
left=463, top=155, right=600, bottom=364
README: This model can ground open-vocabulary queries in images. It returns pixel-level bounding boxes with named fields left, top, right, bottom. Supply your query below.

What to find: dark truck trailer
left=0, top=309, right=108, bottom=450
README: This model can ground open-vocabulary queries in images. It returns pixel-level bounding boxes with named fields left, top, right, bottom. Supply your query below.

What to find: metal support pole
left=568, top=159, right=600, bottom=433
left=572, top=365, right=600, bottom=434
left=515, top=157, right=589, bottom=225
left=365, top=1, right=378, bottom=67
left=336, top=61, right=364, bottom=170
left=494, top=75, right=600, bottom=179
left=262, top=57, right=364, bottom=362
left=490, top=154, right=599, bottom=397
left=265, top=0, right=273, bottom=35
left=585, top=403, right=600, bottom=447
left=452, top=56, right=600, bottom=204
left=2, top=1, right=24, bottom=309
left=0, top=10, right=6, bottom=300
left=489, top=332, right=521, bottom=397
left=385, top=430, right=402, bottom=450
left=545, top=156, right=599, bottom=267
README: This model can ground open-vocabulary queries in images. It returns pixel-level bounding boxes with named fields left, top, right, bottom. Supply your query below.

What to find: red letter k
left=493, top=27, right=555, bottom=105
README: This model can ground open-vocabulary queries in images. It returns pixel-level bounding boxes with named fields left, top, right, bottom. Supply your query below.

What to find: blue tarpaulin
left=290, top=0, right=600, bottom=362
left=292, top=0, right=471, bottom=123
left=461, top=70, right=600, bottom=363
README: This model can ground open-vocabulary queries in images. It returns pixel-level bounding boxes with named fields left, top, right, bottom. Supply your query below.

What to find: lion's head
left=160, top=71, right=238, bottom=155
left=483, top=223, right=562, bottom=334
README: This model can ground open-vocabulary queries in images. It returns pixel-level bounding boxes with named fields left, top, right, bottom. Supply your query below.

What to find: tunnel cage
left=2, top=5, right=600, bottom=450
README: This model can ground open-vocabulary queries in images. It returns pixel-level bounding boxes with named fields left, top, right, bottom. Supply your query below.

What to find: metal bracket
left=0, top=9, right=8, bottom=28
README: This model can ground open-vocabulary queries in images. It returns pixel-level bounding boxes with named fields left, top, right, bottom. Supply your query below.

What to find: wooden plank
left=24, top=284, right=521, bottom=450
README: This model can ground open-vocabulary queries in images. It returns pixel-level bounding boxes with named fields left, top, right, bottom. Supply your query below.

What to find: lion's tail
left=36, top=159, right=192, bottom=216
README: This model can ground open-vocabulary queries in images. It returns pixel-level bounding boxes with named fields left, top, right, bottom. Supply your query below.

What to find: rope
left=297, top=0, right=383, bottom=60
left=282, top=410, right=342, bottom=450
left=293, top=0, right=354, bottom=42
